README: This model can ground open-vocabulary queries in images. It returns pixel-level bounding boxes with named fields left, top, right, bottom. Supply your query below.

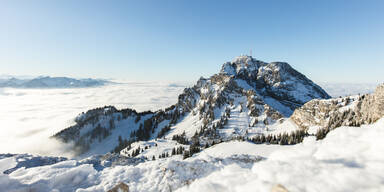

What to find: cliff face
left=291, top=84, right=384, bottom=131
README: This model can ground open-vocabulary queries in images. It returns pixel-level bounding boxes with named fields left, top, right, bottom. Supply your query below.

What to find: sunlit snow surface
left=0, top=81, right=188, bottom=156
left=1, top=119, right=384, bottom=192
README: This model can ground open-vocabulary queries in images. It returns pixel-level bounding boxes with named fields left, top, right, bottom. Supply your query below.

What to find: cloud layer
left=0, top=81, right=186, bottom=157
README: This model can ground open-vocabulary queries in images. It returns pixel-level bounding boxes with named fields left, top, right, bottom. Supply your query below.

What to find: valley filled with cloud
left=0, top=81, right=187, bottom=157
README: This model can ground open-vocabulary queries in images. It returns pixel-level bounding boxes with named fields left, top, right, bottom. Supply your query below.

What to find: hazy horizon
left=1, top=0, right=383, bottom=83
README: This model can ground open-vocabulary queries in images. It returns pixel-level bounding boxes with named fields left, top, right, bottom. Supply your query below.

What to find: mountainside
left=0, top=76, right=109, bottom=88
left=54, top=56, right=330, bottom=156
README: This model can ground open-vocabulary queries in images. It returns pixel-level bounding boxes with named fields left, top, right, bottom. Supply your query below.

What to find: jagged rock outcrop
left=108, top=182, right=129, bottom=192
left=358, top=84, right=384, bottom=123
left=291, top=84, right=384, bottom=131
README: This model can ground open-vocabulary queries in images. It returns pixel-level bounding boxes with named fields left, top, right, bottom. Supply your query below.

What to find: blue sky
left=0, top=0, right=383, bottom=83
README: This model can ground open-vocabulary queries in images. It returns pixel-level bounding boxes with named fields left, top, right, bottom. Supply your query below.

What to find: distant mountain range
left=0, top=76, right=110, bottom=88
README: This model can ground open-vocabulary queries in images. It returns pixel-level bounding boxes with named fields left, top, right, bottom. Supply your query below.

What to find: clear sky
left=0, top=0, right=383, bottom=83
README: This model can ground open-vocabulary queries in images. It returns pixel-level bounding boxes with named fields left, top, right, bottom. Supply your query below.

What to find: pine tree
left=183, top=150, right=190, bottom=159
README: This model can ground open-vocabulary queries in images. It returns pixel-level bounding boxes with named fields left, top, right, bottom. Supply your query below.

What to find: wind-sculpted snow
left=0, top=154, right=67, bottom=174
left=0, top=152, right=262, bottom=192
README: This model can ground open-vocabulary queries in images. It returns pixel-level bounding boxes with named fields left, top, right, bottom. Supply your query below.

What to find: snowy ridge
left=291, top=83, right=384, bottom=133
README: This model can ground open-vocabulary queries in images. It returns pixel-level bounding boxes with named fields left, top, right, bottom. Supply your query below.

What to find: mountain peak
left=217, top=56, right=330, bottom=115
left=220, top=55, right=266, bottom=76
left=54, top=55, right=331, bottom=156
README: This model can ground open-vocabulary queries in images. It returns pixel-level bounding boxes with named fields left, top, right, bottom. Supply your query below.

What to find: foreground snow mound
left=0, top=153, right=261, bottom=192
left=0, top=154, right=67, bottom=174
left=177, top=118, right=384, bottom=192
left=1, top=118, right=384, bottom=191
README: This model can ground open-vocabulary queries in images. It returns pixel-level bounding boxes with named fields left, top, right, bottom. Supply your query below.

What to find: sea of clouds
left=318, top=82, right=378, bottom=97
left=0, top=80, right=378, bottom=157
left=0, top=81, right=189, bottom=157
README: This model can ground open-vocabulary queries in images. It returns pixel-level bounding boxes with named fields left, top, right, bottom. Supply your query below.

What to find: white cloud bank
left=0, top=81, right=187, bottom=156
left=319, top=82, right=378, bottom=97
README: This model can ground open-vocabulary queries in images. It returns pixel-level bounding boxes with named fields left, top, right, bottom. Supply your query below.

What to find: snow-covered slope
left=0, top=76, right=109, bottom=88
left=2, top=118, right=384, bottom=192
left=178, top=118, right=384, bottom=192
left=54, top=56, right=329, bottom=156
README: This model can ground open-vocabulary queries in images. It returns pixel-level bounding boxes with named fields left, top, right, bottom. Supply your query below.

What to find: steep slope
left=54, top=56, right=330, bottom=156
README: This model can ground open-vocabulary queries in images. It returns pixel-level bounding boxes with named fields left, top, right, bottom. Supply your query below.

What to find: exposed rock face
left=108, top=182, right=129, bottom=192
left=271, top=184, right=289, bottom=192
left=358, top=84, right=384, bottom=123
left=291, top=84, right=384, bottom=130
left=221, top=56, right=330, bottom=114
